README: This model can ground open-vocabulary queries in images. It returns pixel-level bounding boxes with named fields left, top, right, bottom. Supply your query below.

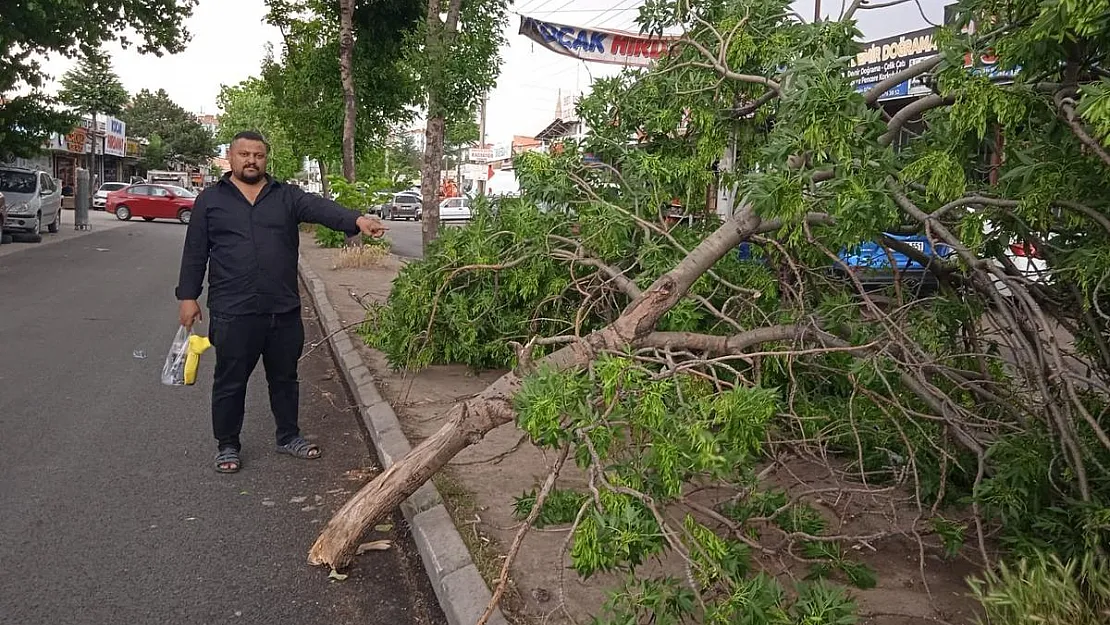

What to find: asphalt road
left=379, top=218, right=424, bottom=259
left=0, top=220, right=445, bottom=625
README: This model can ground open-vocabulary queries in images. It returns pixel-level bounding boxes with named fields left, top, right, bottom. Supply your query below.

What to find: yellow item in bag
left=184, top=334, right=213, bottom=385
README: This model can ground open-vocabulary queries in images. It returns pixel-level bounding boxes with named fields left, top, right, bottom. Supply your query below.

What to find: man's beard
left=237, top=167, right=264, bottom=184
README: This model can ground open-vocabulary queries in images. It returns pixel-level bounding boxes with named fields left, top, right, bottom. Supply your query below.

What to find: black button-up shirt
left=175, top=174, right=361, bottom=315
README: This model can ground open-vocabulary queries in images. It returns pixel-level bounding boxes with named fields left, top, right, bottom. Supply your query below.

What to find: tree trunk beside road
left=338, top=0, right=357, bottom=183
left=419, top=0, right=463, bottom=251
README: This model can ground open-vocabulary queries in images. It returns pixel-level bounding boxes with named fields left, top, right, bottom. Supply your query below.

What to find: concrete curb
left=298, top=255, right=508, bottom=625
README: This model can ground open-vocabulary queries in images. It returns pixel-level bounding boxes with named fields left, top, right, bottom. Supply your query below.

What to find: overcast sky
left=30, top=0, right=955, bottom=148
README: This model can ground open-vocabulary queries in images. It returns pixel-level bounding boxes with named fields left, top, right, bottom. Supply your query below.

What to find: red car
left=106, top=183, right=197, bottom=224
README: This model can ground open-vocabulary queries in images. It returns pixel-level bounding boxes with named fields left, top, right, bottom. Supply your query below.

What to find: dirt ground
left=300, top=234, right=985, bottom=625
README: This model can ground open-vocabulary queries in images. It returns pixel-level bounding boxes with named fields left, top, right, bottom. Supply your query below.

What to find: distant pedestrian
left=175, top=130, right=387, bottom=473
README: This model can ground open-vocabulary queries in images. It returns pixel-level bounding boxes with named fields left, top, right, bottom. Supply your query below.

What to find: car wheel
left=116, top=205, right=132, bottom=221
left=31, top=212, right=42, bottom=233
left=178, top=208, right=192, bottom=224
left=143, top=217, right=156, bottom=222
left=48, top=210, right=60, bottom=233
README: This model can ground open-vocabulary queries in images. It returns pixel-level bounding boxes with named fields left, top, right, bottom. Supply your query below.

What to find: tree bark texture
left=309, top=209, right=768, bottom=569
left=420, top=115, right=444, bottom=249
left=338, top=0, right=357, bottom=182
left=419, top=0, right=464, bottom=252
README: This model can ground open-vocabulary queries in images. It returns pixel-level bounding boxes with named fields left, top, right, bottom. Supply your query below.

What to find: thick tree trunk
left=420, top=115, right=445, bottom=249
left=310, top=209, right=765, bottom=569
left=338, top=0, right=357, bottom=183
left=419, top=0, right=463, bottom=252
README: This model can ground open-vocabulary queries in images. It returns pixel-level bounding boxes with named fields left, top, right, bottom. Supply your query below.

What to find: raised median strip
left=298, top=254, right=508, bottom=625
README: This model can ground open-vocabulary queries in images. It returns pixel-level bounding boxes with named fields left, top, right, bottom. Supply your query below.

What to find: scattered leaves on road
left=328, top=569, right=349, bottom=581
left=373, top=523, right=393, bottom=533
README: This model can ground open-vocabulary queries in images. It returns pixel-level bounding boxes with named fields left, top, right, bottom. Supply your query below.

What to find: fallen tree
left=312, top=0, right=1110, bottom=621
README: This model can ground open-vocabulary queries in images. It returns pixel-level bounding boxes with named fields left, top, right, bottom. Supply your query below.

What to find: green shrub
left=970, top=551, right=1110, bottom=625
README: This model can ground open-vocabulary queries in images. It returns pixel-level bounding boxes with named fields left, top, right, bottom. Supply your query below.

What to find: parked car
left=833, top=233, right=954, bottom=295
left=978, top=219, right=1054, bottom=296
left=0, top=165, right=63, bottom=238
left=93, top=181, right=130, bottom=210
left=383, top=191, right=421, bottom=221
left=439, top=196, right=472, bottom=223
left=106, top=183, right=197, bottom=224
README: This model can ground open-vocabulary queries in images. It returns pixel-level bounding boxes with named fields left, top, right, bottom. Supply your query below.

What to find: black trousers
left=209, top=310, right=304, bottom=451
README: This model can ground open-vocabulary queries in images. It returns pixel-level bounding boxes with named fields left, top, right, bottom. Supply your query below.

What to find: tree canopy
left=313, top=1, right=1110, bottom=622
left=119, top=89, right=215, bottom=167
left=57, top=48, right=130, bottom=120
left=216, top=78, right=301, bottom=181
left=0, top=0, right=196, bottom=160
left=262, top=0, right=424, bottom=167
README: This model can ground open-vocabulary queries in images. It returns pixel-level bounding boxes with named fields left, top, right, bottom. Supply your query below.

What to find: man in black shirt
left=175, top=130, right=387, bottom=473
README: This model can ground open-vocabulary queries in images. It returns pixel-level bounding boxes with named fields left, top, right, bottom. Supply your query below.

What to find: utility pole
left=477, top=93, right=488, bottom=195
left=814, top=0, right=821, bottom=22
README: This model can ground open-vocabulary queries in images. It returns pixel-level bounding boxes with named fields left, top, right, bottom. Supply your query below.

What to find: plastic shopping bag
left=161, top=325, right=190, bottom=386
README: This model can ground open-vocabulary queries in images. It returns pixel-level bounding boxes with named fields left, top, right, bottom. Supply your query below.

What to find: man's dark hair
left=230, top=130, right=270, bottom=154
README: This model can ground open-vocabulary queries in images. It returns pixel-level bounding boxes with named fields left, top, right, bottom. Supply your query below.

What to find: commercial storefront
left=98, top=116, right=127, bottom=183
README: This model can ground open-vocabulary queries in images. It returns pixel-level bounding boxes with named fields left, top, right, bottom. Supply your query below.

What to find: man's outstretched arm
left=292, top=187, right=387, bottom=238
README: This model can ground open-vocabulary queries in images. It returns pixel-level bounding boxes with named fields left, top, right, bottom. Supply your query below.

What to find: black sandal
left=215, top=447, right=241, bottom=473
left=276, top=437, right=321, bottom=460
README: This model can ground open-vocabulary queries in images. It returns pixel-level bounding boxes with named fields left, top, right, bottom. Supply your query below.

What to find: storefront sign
left=125, top=138, right=141, bottom=158
left=104, top=117, right=126, bottom=157
left=65, top=127, right=89, bottom=154
left=490, top=143, right=512, bottom=161
left=461, top=163, right=488, bottom=181
left=519, top=16, right=679, bottom=68
left=469, top=148, right=494, bottom=162
left=849, top=18, right=1021, bottom=102
left=848, top=28, right=939, bottom=101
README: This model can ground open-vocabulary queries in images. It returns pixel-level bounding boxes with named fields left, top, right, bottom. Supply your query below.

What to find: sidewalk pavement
left=298, top=253, right=510, bottom=625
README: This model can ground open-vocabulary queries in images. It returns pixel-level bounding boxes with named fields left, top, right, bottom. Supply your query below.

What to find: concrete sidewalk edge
left=298, top=254, right=509, bottom=625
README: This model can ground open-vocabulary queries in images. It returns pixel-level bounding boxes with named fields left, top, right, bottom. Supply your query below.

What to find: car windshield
left=101, top=183, right=127, bottom=191
left=396, top=195, right=420, bottom=204
left=166, top=186, right=197, bottom=197
left=0, top=170, right=37, bottom=194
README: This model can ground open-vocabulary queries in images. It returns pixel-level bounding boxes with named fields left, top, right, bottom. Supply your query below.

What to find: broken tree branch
left=476, top=445, right=570, bottom=625
left=310, top=210, right=774, bottom=569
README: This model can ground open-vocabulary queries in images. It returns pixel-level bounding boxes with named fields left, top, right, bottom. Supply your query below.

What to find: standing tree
left=263, top=0, right=423, bottom=193
left=215, top=78, right=301, bottom=181
left=310, top=0, right=1110, bottom=621
left=140, top=133, right=170, bottom=171
left=57, top=48, right=130, bottom=183
left=0, top=0, right=195, bottom=161
left=338, top=0, right=357, bottom=182
left=416, top=0, right=507, bottom=250
left=120, top=89, right=215, bottom=167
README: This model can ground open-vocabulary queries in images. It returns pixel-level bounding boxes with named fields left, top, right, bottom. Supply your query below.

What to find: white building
left=300, top=157, right=323, bottom=195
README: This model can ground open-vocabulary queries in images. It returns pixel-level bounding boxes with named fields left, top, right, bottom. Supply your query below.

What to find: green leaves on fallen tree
left=361, top=197, right=580, bottom=370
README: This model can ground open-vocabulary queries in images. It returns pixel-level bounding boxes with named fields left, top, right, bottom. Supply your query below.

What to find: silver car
left=0, top=166, right=63, bottom=236
left=383, top=192, right=421, bottom=221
